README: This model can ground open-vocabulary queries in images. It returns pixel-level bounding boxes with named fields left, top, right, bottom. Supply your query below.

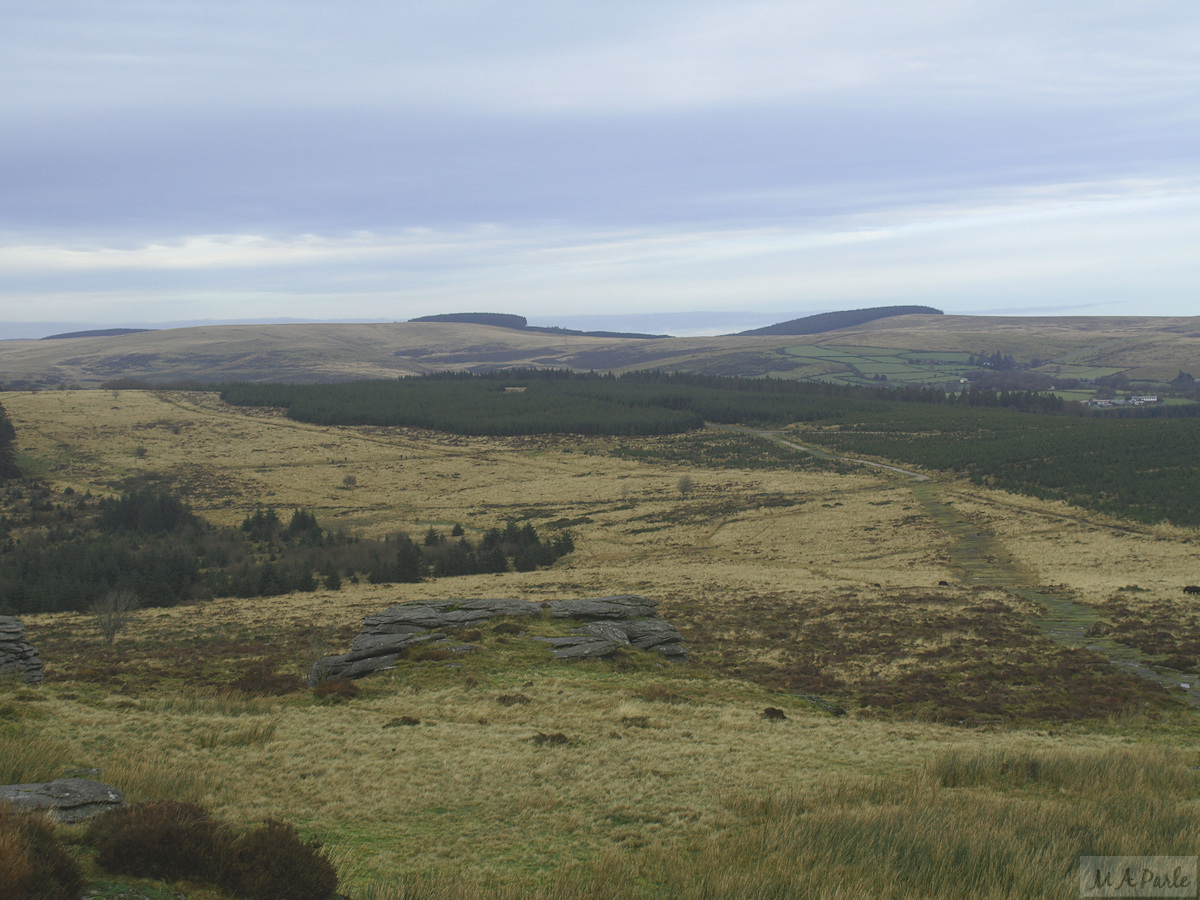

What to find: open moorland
left=1, top=313, right=1198, bottom=392
left=2, top=386, right=1200, bottom=897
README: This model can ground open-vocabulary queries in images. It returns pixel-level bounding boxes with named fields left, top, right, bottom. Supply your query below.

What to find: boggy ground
left=2, top=389, right=1199, bottom=897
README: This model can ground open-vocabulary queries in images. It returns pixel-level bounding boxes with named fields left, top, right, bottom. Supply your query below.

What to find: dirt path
left=736, top=425, right=1200, bottom=708
left=711, top=424, right=929, bottom=480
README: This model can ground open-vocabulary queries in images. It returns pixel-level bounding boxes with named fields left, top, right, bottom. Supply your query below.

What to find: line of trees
left=0, top=401, right=17, bottom=481
left=0, top=486, right=574, bottom=616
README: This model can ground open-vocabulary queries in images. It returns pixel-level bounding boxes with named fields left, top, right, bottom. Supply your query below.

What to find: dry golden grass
left=3, top=664, right=1173, bottom=896
left=3, top=388, right=1200, bottom=894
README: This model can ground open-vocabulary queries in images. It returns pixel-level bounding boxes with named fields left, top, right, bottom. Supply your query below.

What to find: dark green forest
left=800, top=406, right=1200, bottom=526
left=215, top=370, right=980, bottom=435
left=0, top=485, right=573, bottom=616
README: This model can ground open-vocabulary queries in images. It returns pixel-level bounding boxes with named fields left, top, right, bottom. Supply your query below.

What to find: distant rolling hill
left=736, top=305, right=943, bottom=336
left=410, top=311, right=669, bottom=339
left=0, top=313, right=1197, bottom=392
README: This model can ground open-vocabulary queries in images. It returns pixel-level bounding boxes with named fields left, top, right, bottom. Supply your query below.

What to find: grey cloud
left=2, top=1, right=1199, bottom=323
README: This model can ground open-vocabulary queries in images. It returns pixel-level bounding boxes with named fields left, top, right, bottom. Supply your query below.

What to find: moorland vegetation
left=2, top=386, right=1200, bottom=897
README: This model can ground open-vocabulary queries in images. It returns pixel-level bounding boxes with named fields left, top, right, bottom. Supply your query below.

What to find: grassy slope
left=2, top=389, right=1200, bottom=897
left=835, top=314, right=1200, bottom=382
left=1, top=314, right=1197, bottom=388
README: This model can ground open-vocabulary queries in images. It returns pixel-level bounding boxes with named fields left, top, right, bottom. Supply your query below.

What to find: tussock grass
left=328, top=746, right=1200, bottom=898
left=660, top=746, right=1200, bottom=900
left=152, top=689, right=279, bottom=718
left=96, top=748, right=215, bottom=805
left=196, top=719, right=278, bottom=749
left=0, top=731, right=76, bottom=783
left=928, top=744, right=1198, bottom=795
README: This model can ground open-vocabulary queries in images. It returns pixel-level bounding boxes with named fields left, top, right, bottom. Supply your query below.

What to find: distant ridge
left=41, top=327, right=154, bottom=341
left=409, top=312, right=667, bottom=340
left=410, top=313, right=529, bottom=330
left=736, top=306, right=943, bottom=337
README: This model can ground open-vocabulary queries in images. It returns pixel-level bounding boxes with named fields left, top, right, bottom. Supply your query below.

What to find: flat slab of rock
left=312, top=594, right=687, bottom=682
left=621, top=618, right=685, bottom=650
left=347, top=631, right=446, bottom=661
left=535, top=617, right=684, bottom=659
left=0, top=616, right=44, bottom=683
left=361, top=598, right=542, bottom=633
left=547, top=595, right=658, bottom=620
left=0, top=778, right=125, bottom=823
left=535, top=635, right=624, bottom=659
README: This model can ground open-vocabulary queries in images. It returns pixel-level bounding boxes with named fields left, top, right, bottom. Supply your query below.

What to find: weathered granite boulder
left=547, top=595, right=659, bottom=620
left=536, top=621, right=632, bottom=659
left=535, top=616, right=686, bottom=660
left=311, top=595, right=687, bottom=682
left=0, top=616, right=44, bottom=684
left=622, top=618, right=685, bottom=650
left=0, top=778, right=125, bottom=823
left=313, top=631, right=448, bottom=682
left=361, top=598, right=542, bottom=634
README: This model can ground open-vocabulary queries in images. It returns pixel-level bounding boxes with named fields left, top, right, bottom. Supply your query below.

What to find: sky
left=1, top=1, right=1198, bottom=337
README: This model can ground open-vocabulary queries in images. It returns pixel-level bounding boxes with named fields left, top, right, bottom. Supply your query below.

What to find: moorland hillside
left=3, top=386, right=1200, bottom=894
left=0, top=313, right=1197, bottom=390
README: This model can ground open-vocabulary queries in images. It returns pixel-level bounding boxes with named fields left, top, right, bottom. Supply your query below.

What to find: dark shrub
left=1161, top=654, right=1198, bottom=673
left=85, top=800, right=224, bottom=882
left=312, top=677, right=360, bottom=702
left=0, top=803, right=83, bottom=900
left=220, top=820, right=338, bottom=900
left=231, top=662, right=304, bottom=697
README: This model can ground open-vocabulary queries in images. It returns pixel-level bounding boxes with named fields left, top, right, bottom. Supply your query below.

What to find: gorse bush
left=0, top=803, right=83, bottom=900
left=86, top=800, right=225, bottom=883
left=221, top=820, right=340, bottom=900
left=312, top=677, right=360, bottom=702
left=86, top=801, right=339, bottom=900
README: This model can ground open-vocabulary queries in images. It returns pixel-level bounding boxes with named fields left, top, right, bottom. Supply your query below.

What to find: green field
left=785, top=344, right=983, bottom=388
